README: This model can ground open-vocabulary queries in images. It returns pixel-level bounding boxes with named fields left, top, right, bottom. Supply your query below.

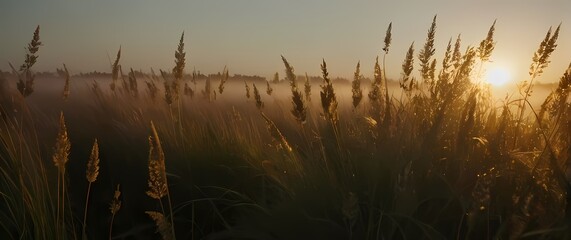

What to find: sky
left=1, top=0, right=570, bottom=83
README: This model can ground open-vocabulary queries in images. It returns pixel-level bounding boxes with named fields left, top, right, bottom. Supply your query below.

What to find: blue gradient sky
left=1, top=0, right=570, bottom=82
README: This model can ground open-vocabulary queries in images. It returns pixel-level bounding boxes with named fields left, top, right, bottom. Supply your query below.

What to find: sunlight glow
left=485, top=67, right=511, bottom=86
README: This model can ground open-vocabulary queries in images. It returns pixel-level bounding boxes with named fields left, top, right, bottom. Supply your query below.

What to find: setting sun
left=485, top=67, right=511, bottom=86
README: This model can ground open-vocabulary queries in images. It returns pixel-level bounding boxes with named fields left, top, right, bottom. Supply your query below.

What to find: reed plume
left=281, top=55, right=307, bottom=124
left=400, top=42, right=416, bottom=92
left=110, top=47, right=121, bottom=92
left=172, top=32, right=185, bottom=81
left=351, top=61, right=363, bottom=108
left=218, top=66, right=228, bottom=94
left=15, top=25, right=41, bottom=97
left=253, top=83, right=264, bottom=109
left=244, top=81, right=251, bottom=99
left=109, top=184, right=121, bottom=240
left=147, top=122, right=168, bottom=200
left=304, top=73, right=311, bottom=102
left=261, top=112, right=292, bottom=152
left=477, top=20, right=497, bottom=63
left=128, top=68, right=138, bottom=97
left=547, top=63, right=571, bottom=118
left=83, top=138, right=100, bottom=239
left=515, top=25, right=561, bottom=145
left=434, top=38, right=453, bottom=99
left=366, top=57, right=383, bottom=122
left=320, top=59, right=338, bottom=124
left=146, top=121, right=175, bottom=238
left=146, top=211, right=175, bottom=240
left=452, top=34, right=462, bottom=69
left=53, top=112, right=71, bottom=237
left=53, top=112, right=71, bottom=172
left=529, top=24, right=560, bottom=78
left=419, top=15, right=437, bottom=85
left=382, top=22, right=392, bottom=54
left=61, top=64, right=71, bottom=101
left=381, top=23, right=393, bottom=125
left=85, top=139, right=100, bottom=183
left=266, top=80, right=273, bottom=95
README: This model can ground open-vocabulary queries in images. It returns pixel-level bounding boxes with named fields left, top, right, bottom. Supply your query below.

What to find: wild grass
left=1, top=20, right=570, bottom=240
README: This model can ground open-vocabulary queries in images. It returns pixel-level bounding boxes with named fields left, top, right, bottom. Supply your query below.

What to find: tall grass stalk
left=52, top=112, right=71, bottom=238
left=15, top=25, right=41, bottom=97
left=109, top=184, right=121, bottom=240
left=82, top=139, right=99, bottom=239
left=351, top=61, right=363, bottom=109
left=110, top=47, right=121, bottom=93
left=514, top=25, right=561, bottom=146
left=146, top=121, right=176, bottom=239
left=281, top=55, right=307, bottom=125
left=61, top=64, right=71, bottom=101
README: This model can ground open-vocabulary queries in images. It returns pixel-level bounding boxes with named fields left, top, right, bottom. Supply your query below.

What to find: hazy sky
left=1, top=0, right=570, bottom=83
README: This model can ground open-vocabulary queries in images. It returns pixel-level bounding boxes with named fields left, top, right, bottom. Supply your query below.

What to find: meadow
left=0, top=19, right=570, bottom=240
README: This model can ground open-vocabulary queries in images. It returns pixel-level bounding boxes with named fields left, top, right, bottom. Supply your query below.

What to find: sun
left=485, top=67, right=511, bottom=86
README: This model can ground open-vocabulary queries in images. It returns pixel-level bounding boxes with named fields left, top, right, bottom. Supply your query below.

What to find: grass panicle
left=85, top=139, right=100, bottom=183
left=266, top=80, right=273, bottom=95
left=452, top=34, right=463, bottom=69
left=14, top=25, right=41, bottom=97
left=419, top=15, right=437, bottom=85
left=172, top=32, right=185, bottom=81
left=83, top=138, right=100, bottom=238
left=128, top=68, right=139, bottom=97
left=218, top=66, right=228, bottom=94
left=244, top=81, right=251, bottom=99
left=351, top=61, right=363, bottom=108
left=146, top=211, right=175, bottom=240
left=320, top=59, right=338, bottom=124
left=282, top=55, right=307, bottom=124
left=253, top=83, right=264, bottom=110
left=53, top=112, right=71, bottom=238
left=146, top=121, right=176, bottom=238
left=109, top=184, right=121, bottom=240
left=147, top=122, right=168, bottom=200
left=477, top=20, right=497, bottom=62
left=400, top=42, right=416, bottom=92
left=110, top=47, right=121, bottom=92
left=53, top=112, right=71, bottom=172
left=304, top=72, right=311, bottom=102
left=261, top=112, right=292, bottom=152
left=382, top=22, right=392, bottom=54
left=61, top=64, right=71, bottom=101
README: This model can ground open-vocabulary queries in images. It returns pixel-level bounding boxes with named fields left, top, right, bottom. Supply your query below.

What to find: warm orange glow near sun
left=485, top=67, right=511, bottom=86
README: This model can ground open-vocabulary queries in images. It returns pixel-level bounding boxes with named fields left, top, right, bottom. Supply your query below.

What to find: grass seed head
left=146, top=121, right=168, bottom=200
left=86, top=139, right=100, bottom=183
left=109, top=184, right=121, bottom=215
left=145, top=211, right=174, bottom=240
left=53, top=112, right=71, bottom=172
left=352, top=61, right=363, bottom=108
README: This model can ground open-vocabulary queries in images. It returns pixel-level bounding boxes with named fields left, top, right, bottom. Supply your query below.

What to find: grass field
left=1, top=21, right=570, bottom=240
